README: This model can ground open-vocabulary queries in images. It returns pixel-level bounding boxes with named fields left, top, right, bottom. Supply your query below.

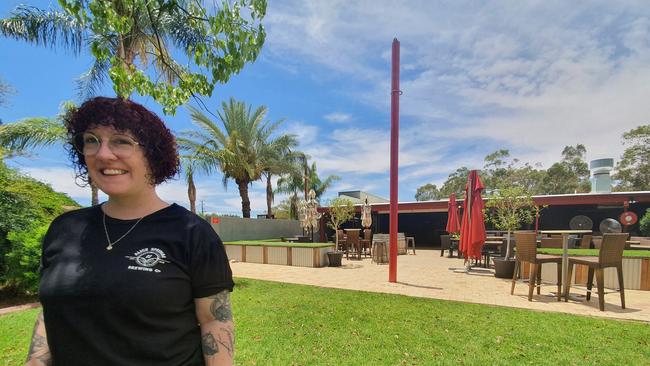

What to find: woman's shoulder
left=156, top=204, right=213, bottom=229
left=51, top=205, right=100, bottom=225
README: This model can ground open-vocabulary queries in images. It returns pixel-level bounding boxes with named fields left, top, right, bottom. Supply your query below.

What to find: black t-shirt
left=39, top=204, right=234, bottom=366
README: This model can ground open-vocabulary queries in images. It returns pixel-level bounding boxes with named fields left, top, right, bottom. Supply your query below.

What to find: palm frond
left=0, top=6, right=84, bottom=54
left=75, top=58, right=109, bottom=99
left=0, top=117, right=66, bottom=154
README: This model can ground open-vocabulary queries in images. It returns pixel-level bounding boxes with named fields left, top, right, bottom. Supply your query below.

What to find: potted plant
left=484, top=185, right=536, bottom=278
left=326, top=197, right=354, bottom=267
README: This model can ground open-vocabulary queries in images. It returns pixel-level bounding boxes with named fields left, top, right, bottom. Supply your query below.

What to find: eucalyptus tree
left=0, top=102, right=100, bottom=204
left=1, top=0, right=267, bottom=114
left=613, top=125, right=650, bottom=191
left=180, top=98, right=292, bottom=218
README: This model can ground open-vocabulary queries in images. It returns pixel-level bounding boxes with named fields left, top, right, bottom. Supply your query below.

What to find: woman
left=25, top=97, right=234, bottom=366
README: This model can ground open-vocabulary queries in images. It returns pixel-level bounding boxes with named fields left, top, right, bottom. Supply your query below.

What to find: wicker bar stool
left=566, top=233, right=628, bottom=311
left=511, top=231, right=563, bottom=301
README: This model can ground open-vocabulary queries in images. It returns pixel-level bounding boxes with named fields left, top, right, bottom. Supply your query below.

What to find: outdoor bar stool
left=440, top=235, right=451, bottom=257
left=406, top=236, right=416, bottom=254
left=372, top=240, right=388, bottom=264
left=565, top=233, right=628, bottom=311
left=345, top=230, right=361, bottom=260
left=511, top=231, right=563, bottom=301
left=359, top=229, right=372, bottom=257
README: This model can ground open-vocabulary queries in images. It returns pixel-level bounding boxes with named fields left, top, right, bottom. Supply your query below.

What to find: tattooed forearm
left=201, top=332, right=218, bottom=355
left=195, top=291, right=235, bottom=365
left=215, top=327, right=234, bottom=357
left=25, top=312, right=52, bottom=366
left=208, top=290, right=232, bottom=322
left=201, top=328, right=234, bottom=358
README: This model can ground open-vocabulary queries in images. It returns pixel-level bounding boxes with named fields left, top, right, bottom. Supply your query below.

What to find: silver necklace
left=102, top=208, right=145, bottom=251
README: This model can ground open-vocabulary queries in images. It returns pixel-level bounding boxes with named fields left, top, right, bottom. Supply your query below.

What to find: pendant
left=106, top=244, right=113, bottom=250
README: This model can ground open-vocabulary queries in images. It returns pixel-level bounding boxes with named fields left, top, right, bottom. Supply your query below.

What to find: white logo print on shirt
left=125, top=248, right=169, bottom=273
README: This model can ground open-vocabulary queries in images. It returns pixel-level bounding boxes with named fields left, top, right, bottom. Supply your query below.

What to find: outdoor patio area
left=231, top=248, right=650, bottom=323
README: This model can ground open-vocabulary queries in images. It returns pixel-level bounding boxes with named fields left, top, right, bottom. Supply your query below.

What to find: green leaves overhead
left=2, top=1, right=267, bottom=114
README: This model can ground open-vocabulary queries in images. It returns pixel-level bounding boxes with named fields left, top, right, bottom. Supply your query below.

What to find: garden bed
left=224, top=241, right=334, bottom=268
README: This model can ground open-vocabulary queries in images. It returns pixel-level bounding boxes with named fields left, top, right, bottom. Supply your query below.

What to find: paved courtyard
left=231, top=248, right=650, bottom=323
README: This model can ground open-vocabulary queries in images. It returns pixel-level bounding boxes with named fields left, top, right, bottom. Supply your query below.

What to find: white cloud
left=19, top=166, right=97, bottom=204
left=323, top=112, right=352, bottom=123
left=286, top=120, right=319, bottom=145
left=266, top=0, right=650, bottom=187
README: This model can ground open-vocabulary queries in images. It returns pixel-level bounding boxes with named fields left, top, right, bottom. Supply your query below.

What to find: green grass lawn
left=538, top=248, right=650, bottom=258
left=2, top=279, right=649, bottom=365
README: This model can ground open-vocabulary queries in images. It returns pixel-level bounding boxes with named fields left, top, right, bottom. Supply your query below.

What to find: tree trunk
left=237, top=179, right=251, bottom=218
left=290, top=193, right=298, bottom=220
left=303, top=161, right=310, bottom=200
left=266, top=174, right=273, bottom=219
left=505, top=230, right=512, bottom=259
left=188, top=174, right=196, bottom=213
left=91, top=183, right=99, bottom=206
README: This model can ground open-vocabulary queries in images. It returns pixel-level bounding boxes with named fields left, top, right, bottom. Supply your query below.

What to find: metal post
left=389, top=38, right=400, bottom=283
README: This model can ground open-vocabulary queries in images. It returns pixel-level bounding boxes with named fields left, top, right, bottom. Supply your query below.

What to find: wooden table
left=539, top=230, right=592, bottom=300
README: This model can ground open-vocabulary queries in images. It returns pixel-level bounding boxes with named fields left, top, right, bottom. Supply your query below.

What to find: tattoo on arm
left=201, top=328, right=234, bottom=358
left=199, top=290, right=235, bottom=359
left=26, top=312, right=52, bottom=365
left=215, top=327, right=234, bottom=357
left=201, top=332, right=218, bottom=356
left=208, top=290, right=232, bottom=322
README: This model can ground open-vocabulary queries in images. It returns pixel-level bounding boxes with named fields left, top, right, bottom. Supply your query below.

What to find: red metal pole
left=389, top=38, right=400, bottom=283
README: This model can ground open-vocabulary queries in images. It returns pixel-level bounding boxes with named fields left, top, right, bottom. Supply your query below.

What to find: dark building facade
left=319, top=191, right=650, bottom=248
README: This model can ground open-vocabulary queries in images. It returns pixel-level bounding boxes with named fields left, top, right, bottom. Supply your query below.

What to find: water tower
left=589, top=158, right=614, bottom=193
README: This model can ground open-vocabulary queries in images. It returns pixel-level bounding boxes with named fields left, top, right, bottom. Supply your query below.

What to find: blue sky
left=2, top=1, right=650, bottom=216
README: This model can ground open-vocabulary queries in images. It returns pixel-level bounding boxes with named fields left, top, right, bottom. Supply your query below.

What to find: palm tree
left=177, top=150, right=218, bottom=214
left=275, top=157, right=340, bottom=219
left=306, top=162, right=340, bottom=203
left=180, top=98, right=293, bottom=218
left=259, top=136, right=299, bottom=218
left=275, top=165, right=304, bottom=220
left=0, top=103, right=100, bottom=205
left=179, top=154, right=197, bottom=213
left=0, top=2, right=199, bottom=99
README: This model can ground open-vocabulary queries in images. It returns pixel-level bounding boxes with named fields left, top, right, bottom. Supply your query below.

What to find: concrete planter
left=225, top=244, right=334, bottom=268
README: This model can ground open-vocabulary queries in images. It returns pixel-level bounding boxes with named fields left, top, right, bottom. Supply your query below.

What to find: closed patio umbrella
left=446, top=193, right=460, bottom=234
left=361, top=195, right=372, bottom=229
left=459, top=170, right=486, bottom=264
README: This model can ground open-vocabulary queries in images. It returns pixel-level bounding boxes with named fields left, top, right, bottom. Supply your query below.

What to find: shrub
left=640, top=209, right=650, bottom=237
left=5, top=224, right=49, bottom=294
left=0, top=161, right=79, bottom=294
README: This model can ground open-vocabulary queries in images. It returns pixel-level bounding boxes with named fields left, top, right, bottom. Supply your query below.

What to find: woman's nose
left=94, top=140, right=117, bottom=159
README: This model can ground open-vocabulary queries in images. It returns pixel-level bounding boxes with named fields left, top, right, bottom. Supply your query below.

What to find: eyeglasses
left=73, top=132, right=141, bottom=158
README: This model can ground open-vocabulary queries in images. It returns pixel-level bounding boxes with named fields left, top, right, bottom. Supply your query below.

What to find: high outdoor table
left=539, top=230, right=592, bottom=300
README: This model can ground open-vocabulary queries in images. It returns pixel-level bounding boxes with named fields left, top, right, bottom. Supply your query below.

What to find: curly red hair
left=64, top=97, right=179, bottom=186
